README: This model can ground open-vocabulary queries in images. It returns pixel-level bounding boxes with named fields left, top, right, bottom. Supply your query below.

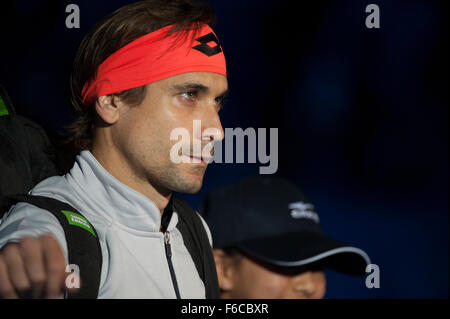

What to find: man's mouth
left=188, top=154, right=212, bottom=165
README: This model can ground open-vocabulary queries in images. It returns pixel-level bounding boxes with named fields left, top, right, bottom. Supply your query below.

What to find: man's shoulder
left=29, top=174, right=80, bottom=208
left=3, top=200, right=52, bottom=219
left=1, top=174, right=76, bottom=230
left=31, top=174, right=68, bottom=196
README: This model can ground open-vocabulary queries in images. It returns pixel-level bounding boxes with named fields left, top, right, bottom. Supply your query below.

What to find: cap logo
left=288, top=202, right=320, bottom=223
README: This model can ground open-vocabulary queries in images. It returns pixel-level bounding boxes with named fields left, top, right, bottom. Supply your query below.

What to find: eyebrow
left=171, top=82, right=229, bottom=99
left=172, top=82, right=209, bottom=93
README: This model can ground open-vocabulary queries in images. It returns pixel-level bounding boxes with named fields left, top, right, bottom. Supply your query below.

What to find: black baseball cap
left=199, top=176, right=370, bottom=276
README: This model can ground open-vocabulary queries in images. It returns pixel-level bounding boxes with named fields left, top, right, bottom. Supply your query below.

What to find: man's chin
left=171, top=168, right=206, bottom=194
left=172, top=178, right=203, bottom=194
left=181, top=184, right=202, bottom=194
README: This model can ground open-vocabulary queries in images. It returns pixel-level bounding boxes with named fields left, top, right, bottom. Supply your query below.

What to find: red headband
left=81, top=24, right=227, bottom=106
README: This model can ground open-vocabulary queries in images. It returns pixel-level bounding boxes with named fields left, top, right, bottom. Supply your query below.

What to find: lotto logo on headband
left=192, top=32, right=222, bottom=57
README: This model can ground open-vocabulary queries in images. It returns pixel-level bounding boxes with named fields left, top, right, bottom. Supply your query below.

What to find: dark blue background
left=0, top=0, right=448, bottom=298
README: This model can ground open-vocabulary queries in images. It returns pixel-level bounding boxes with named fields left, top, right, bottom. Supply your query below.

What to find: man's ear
left=213, top=249, right=235, bottom=292
left=95, top=95, right=122, bottom=124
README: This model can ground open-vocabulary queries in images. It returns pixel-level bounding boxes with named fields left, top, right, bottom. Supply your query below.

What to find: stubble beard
left=154, top=161, right=207, bottom=194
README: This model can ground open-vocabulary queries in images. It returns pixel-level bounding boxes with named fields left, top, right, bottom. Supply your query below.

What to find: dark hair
left=68, top=0, right=216, bottom=150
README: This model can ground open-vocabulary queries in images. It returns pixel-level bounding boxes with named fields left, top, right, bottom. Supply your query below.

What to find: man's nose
left=291, top=272, right=319, bottom=299
left=201, top=107, right=224, bottom=142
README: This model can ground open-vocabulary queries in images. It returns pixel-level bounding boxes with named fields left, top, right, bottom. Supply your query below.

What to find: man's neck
left=90, top=146, right=171, bottom=215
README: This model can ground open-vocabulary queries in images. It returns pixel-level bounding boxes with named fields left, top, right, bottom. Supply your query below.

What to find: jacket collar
left=65, top=150, right=177, bottom=233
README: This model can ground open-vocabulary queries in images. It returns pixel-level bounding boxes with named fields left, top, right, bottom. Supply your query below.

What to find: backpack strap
left=6, top=194, right=102, bottom=299
left=172, top=196, right=220, bottom=299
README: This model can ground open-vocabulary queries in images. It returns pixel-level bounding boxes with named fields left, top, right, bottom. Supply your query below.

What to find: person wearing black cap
left=199, top=176, right=371, bottom=299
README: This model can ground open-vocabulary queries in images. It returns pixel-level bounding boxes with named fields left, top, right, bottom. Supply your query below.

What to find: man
left=0, top=0, right=227, bottom=298
left=200, top=176, right=371, bottom=299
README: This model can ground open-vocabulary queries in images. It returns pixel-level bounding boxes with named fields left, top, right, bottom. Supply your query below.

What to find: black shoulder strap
left=172, top=196, right=220, bottom=299
left=6, top=194, right=102, bottom=299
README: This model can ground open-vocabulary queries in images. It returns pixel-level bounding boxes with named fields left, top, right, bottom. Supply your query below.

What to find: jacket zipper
left=164, top=231, right=181, bottom=299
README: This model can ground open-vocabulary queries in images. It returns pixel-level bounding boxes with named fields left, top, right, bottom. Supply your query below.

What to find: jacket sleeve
left=0, top=201, right=69, bottom=264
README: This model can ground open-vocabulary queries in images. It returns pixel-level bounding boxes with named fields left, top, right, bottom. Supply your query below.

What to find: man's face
left=218, top=252, right=326, bottom=299
left=112, top=71, right=227, bottom=194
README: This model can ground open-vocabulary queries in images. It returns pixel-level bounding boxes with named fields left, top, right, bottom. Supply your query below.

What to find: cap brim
left=236, top=231, right=371, bottom=276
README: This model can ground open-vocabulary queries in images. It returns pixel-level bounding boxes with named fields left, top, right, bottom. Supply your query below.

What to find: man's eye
left=215, top=96, right=227, bottom=108
left=181, top=91, right=196, bottom=100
